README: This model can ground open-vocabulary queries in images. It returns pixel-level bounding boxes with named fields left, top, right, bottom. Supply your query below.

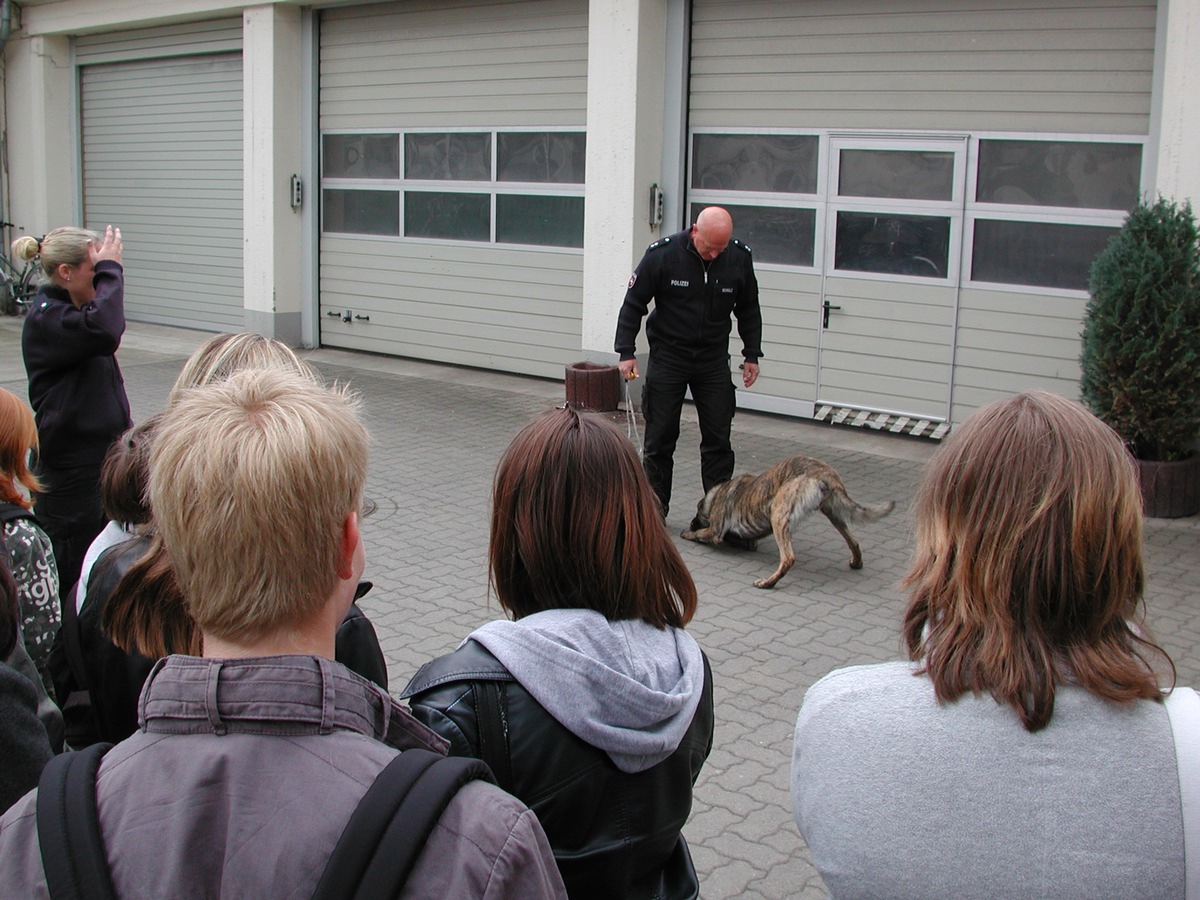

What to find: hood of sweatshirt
left=468, top=608, right=705, bottom=773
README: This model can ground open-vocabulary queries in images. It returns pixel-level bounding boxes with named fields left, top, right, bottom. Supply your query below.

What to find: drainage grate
left=814, top=405, right=951, bottom=440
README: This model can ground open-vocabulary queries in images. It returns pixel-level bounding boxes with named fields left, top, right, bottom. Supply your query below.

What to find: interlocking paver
left=3, top=317, right=1197, bottom=898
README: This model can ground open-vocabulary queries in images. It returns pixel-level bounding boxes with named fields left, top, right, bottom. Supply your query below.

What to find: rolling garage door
left=77, top=21, right=244, bottom=331
left=317, top=0, right=588, bottom=379
left=686, top=0, right=1155, bottom=424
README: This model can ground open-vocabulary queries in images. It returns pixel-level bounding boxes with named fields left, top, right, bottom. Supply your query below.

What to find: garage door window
left=968, top=139, right=1138, bottom=291
left=688, top=133, right=820, bottom=267
left=322, top=129, right=585, bottom=248
left=689, top=131, right=1142, bottom=293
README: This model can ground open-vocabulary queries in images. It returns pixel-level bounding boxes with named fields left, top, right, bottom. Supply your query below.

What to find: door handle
left=822, top=301, right=842, bottom=329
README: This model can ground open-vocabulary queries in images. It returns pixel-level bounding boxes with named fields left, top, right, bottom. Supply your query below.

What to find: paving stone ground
left=4, top=318, right=1197, bottom=899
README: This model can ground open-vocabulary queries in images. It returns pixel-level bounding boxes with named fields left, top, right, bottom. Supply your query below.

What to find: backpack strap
left=311, top=748, right=495, bottom=900
left=36, top=742, right=117, bottom=900
left=472, top=680, right=513, bottom=793
left=1165, top=686, right=1200, bottom=899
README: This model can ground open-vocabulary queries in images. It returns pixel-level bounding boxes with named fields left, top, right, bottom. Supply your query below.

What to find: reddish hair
left=489, top=407, right=697, bottom=628
left=902, top=391, right=1173, bottom=731
left=0, top=388, right=42, bottom=509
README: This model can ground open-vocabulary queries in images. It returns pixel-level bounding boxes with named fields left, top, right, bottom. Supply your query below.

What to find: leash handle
left=624, top=378, right=642, bottom=457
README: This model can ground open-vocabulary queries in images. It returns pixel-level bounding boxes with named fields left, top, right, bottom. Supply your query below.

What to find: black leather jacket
left=614, top=228, right=762, bottom=365
left=402, top=639, right=714, bottom=899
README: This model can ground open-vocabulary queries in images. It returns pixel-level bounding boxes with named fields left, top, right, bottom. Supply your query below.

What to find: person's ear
left=55, top=262, right=74, bottom=283
left=335, top=511, right=360, bottom=580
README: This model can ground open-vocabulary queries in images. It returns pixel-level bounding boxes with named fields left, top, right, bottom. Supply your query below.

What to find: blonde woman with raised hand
left=16, top=225, right=130, bottom=592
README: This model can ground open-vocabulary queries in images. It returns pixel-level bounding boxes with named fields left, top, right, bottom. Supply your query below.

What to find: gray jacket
left=0, top=654, right=567, bottom=899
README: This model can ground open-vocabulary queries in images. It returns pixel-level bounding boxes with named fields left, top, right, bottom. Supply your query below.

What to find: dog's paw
left=752, top=576, right=776, bottom=589
left=680, top=529, right=698, bottom=542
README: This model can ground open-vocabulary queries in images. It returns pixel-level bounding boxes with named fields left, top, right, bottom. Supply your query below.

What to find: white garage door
left=78, top=21, right=244, bottom=331
left=317, top=0, right=588, bottom=380
left=686, top=0, right=1155, bottom=424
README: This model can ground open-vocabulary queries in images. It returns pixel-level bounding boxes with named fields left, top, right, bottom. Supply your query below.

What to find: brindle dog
left=681, top=456, right=895, bottom=589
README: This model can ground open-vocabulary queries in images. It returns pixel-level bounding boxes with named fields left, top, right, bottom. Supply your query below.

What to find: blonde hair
left=149, top=368, right=367, bottom=643
left=168, top=332, right=319, bottom=406
left=12, top=227, right=98, bottom=280
left=105, top=335, right=322, bottom=658
left=0, top=388, right=42, bottom=508
left=902, top=391, right=1171, bottom=732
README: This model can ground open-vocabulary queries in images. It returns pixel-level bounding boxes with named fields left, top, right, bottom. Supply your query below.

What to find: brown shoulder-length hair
left=102, top=532, right=198, bottom=659
left=489, top=407, right=697, bottom=628
left=902, top=390, right=1173, bottom=732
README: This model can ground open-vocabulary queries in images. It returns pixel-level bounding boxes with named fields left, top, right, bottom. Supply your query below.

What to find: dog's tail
left=824, top=486, right=895, bottom=525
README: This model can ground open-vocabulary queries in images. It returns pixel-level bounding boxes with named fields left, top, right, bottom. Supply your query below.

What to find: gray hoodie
left=470, top=608, right=705, bottom=773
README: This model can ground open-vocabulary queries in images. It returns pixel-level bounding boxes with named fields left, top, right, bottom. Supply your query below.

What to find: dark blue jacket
left=21, top=260, right=131, bottom=469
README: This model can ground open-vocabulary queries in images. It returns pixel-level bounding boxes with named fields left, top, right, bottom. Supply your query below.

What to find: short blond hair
left=169, top=332, right=318, bottom=405
left=149, top=368, right=367, bottom=642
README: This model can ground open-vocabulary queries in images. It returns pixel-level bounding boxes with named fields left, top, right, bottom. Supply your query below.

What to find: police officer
left=615, top=206, right=762, bottom=536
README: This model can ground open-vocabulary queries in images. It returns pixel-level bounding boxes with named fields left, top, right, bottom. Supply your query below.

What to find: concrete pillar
left=580, top=0, right=669, bottom=359
left=1154, top=0, right=1200, bottom=207
left=2, top=34, right=75, bottom=237
left=242, top=4, right=304, bottom=344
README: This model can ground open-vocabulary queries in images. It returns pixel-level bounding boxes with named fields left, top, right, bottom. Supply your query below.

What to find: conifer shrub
left=1080, top=197, right=1200, bottom=461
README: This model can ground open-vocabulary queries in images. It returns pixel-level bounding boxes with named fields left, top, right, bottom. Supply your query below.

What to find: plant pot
left=1134, top=454, right=1200, bottom=518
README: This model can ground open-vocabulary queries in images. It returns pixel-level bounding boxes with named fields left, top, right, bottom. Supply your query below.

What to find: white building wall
left=1154, top=0, right=1200, bottom=205
left=3, top=35, right=76, bottom=240
left=243, top=5, right=304, bottom=343
left=579, top=0, right=668, bottom=358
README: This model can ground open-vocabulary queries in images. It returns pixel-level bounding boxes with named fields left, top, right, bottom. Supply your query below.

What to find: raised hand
left=91, top=225, right=123, bottom=266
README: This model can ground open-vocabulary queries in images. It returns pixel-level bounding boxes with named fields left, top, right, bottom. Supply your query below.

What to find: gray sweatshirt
left=470, top=608, right=705, bottom=773
left=792, top=661, right=1186, bottom=899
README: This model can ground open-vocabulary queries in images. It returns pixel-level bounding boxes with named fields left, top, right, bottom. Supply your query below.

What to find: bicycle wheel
left=0, top=271, right=16, bottom=316
left=15, top=263, right=39, bottom=314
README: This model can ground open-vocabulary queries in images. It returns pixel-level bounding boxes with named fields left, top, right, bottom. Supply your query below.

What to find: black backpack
left=36, top=742, right=494, bottom=900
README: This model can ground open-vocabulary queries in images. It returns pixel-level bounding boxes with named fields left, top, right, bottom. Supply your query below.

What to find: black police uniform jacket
left=402, top=639, right=714, bottom=899
left=614, top=228, right=763, bottom=365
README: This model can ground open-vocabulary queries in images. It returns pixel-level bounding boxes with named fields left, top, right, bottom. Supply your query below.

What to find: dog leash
left=624, top=376, right=642, bottom=457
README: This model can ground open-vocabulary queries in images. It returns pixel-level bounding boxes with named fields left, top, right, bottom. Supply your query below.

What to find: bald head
left=692, top=207, right=733, bottom=261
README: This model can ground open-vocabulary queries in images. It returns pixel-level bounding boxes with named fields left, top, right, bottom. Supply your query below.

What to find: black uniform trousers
left=641, top=352, right=736, bottom=516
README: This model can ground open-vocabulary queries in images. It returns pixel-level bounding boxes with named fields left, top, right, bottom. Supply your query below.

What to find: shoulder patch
left=646, top=236, right=671, bottom=252
left=732, top=238, right=752, bottom=255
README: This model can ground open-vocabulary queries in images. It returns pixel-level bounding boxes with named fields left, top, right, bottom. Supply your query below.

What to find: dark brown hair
left=102, top=532, right=198, bottom=658
left=902, top=391, right=1173, bottom=731
left=489, top=407, right=697, bottom=628
left=100, top=415, right=160, bottom=526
